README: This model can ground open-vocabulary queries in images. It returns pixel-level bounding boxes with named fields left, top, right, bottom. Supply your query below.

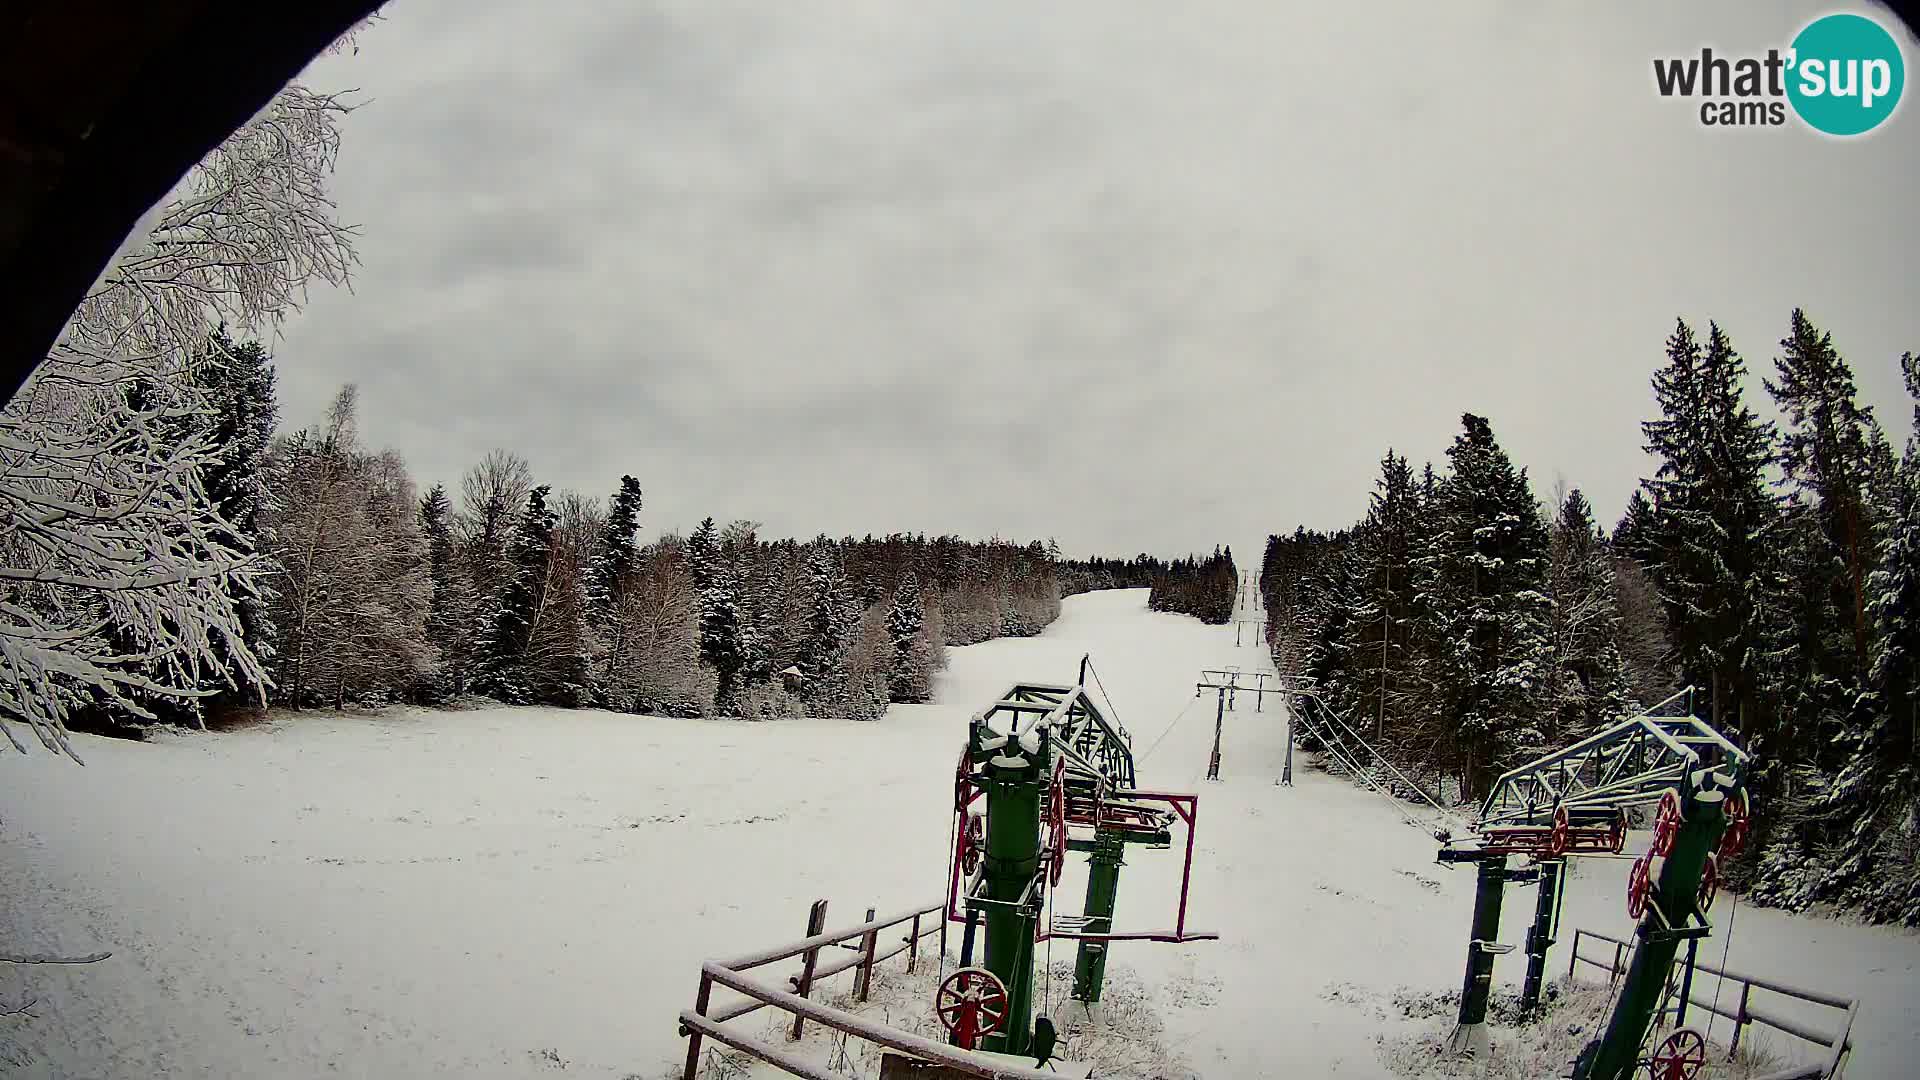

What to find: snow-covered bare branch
left=1, top=81, right=359, bottom=758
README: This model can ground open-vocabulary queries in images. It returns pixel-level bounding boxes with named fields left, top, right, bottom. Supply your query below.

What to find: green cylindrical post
left=1521, top=859, right=1561, bottom=1016
left=1070, top=828, right=1126, bottom=1003
left=1579, top=790, right=1727, bottom=1080
left=1446, top=854, right=1509, bottom=1058
left=979, top=749, right=1043, bottom=1055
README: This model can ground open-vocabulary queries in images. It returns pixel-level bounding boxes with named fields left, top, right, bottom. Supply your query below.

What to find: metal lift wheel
left=1643, top=1027, right=1707, bottom=1080
left=1609, top=809, right=1628, bottom=854
left=1550, top=806, right=1571, bottom=857
left=1652, top=790, right=1682, bottom=857
left=959, top=811, right=984, bottom=876
left=1626, top=851, right=1654, bottom=920
left=1697, top=852, right=1718, bottom=913
left=955, top=747, right=973, bottom=812
left=1047, top=759, right=1068, bottom=887
left=936, top=966, right=1009, bottom=1050
left=1718, top=790, right=1750, bottom=860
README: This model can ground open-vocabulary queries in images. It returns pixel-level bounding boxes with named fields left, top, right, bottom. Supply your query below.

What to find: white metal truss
left=1476, top=688, right=1748, bottom=828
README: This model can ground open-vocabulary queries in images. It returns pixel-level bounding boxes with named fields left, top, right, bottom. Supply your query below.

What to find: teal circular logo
left=1787, top=13, right=1905, bottom=136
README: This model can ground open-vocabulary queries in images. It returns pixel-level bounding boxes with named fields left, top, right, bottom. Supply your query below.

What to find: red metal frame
left=946, top=782, right=1217, bottom=944
left=945, top=783, right=987, bottom=924
left=1477, top=807, right=1624, bottom=858
left=1038, top=789, right=1217, bottom=943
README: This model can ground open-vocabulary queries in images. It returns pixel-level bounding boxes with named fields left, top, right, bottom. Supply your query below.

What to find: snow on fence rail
left=1567, top=927, right=1857, bottom=1079
left=678, top=897, right=1058, bottom=1080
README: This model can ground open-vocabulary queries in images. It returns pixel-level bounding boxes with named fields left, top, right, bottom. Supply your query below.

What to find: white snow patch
left=1, top=589, right=1914, bottom=1078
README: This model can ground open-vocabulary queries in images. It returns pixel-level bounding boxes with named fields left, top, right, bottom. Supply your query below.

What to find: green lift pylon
left=1520, top=857, right=1563, bottom=1017
left=1068, top=826, right=1126, bottom=1002
left=1430, top=688, right=1749, bottom=1075
left=947, top=665, right=1215, bottom=1055
left=968, top=720, right=1048, bottom=1054
left=1574, top=770, right=1734, bottom=1080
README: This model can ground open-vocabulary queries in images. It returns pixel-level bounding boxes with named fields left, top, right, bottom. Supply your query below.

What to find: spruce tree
left=1767, top=310, right=1881, bottom=670
left=196, top=329, right=280, bottom=681
left=1820, top=352, right=1920, bottom=924
left=689, top=517, right=748, bottom=715
left=1542, top=489, right=1633, bottom=744
left=593, top=476, right=643, bottom=611
left=419, top=484, right=478, bottom=699
left=475, top=486, right=556, bottom=704
left=799, top=545, right=854, bottom=716
left=1635, top=319, right=1780, bottom=734
left=888, top=572, right=929, bottom=703
left=1421, top=414, right=1552, bottom=798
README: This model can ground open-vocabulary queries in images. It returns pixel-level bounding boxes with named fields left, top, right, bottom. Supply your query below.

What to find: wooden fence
left=677, top=897, right=1060, bottom=1080
left=1567, top=927, right=1856, bottom=1079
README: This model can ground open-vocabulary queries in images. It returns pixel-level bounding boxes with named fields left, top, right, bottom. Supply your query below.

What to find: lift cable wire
left=1295, top=688, right=1463, bottom=827
left=1705, top=891, right=1740, bottom=1046
left=939, top=788, right=959, bottom=986
left=1293, top=704, right=1435, bottom=833
left=1289, top=694, right=1464, bottom=838
left=1081, top=656, right=1128, bottom=740
left=1137, top=693, right=1204, bottom=766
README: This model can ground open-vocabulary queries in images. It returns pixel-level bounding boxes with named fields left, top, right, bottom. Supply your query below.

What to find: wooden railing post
left=790, top=899, right=829, bottom=1040
left=682, top=970, right=713, bottom=1080
left=856, top=906, right=879, bottom=1003
left=907, top=912, right=922, bottom=974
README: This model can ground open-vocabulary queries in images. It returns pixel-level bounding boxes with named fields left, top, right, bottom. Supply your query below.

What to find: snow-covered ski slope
left=1, top=589, right=1914, bottom=1078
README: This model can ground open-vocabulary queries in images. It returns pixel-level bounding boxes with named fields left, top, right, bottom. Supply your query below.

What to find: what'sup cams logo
left=1654, top=11, right=1906, bottom=135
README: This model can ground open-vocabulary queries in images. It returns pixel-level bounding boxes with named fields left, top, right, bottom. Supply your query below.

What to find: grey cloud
left=277, top=1, right=1920, bottom=560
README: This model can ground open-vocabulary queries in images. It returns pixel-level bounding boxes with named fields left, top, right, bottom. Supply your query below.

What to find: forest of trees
left=55, top=365, right=1207, bottom=730
left=1262, top=310, right=1919, bottom=926
left=1148, top=548, right=1239, bottom=624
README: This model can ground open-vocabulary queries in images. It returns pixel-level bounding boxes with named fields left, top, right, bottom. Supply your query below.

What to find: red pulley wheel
left=1652, top=790, right=1682, bottom=857
left=1718, top=790, right=1750, bottom=859
left=1645, top=1027, right=1707, bottom=1080
left=1549, top=806, right=1571, bottom=857
left=936, top=967, right=1009, bottom=1050
left=959, top=811, right=984, bottom=876
left=1627, top=851, right=1655, bottom=920
left=1697, top=852, right=1719, bottom=913
left=954, top=747, right=972, bottom=812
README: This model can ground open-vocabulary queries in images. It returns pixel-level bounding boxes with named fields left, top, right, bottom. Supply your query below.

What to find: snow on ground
left=2, top=588, right=1916, bottom=1078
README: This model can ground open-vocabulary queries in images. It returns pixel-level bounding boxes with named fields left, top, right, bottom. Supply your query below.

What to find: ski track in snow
left=2, top=588, right=1915, bottom=1078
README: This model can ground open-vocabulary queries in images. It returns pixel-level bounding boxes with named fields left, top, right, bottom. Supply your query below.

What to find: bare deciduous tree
left=1, top=82, right=359, bottom=758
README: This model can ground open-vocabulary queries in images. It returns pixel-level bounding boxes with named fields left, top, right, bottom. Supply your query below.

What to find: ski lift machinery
left=1432, top=688, right=1753, bottom=1080
left=942, top=656, right=1217, bottom=1057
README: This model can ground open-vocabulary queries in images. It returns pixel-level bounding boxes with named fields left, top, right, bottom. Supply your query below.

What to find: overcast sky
left=277, top=1, right=1920, bottom=563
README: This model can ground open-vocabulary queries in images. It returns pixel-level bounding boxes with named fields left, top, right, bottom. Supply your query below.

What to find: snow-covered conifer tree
left=888, top=572, right=930, bottom=703
left=689, top=517, right=748, bottom=715
left=799, top=545, right=854, bottom=716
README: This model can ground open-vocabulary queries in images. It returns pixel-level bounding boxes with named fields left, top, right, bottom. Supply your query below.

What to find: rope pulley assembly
left=1642, top=1027, right=1706, bottom=1080
left=936, top=967, right=1009, bottom=1051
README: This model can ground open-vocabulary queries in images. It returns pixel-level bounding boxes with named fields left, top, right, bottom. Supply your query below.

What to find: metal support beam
left=1521, top=859, right=1561, bottom=1016
left=1446, top=854, right=1510, bottom=1058
left=1070, top=828, right=1126, bottom=1003
left=1207, top=688, right=1224, bottom=781
left=1577, top=787, right=1728, bottom=1080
